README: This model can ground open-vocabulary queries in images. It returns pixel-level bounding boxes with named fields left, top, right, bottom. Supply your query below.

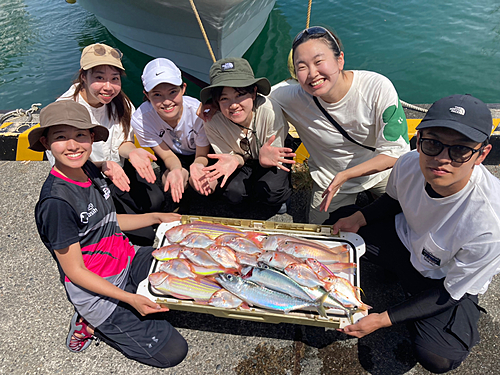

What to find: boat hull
left=78, top=0, right=276, bottom=82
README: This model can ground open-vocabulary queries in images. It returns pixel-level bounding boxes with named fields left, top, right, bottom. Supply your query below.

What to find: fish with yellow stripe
left=148, top=272, right=221, bottom=302
left=165, top=221, right=244, bottom=243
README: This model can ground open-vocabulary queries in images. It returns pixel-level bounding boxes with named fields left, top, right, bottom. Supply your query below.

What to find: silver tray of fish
left=136, top=216, right=368, bottom=329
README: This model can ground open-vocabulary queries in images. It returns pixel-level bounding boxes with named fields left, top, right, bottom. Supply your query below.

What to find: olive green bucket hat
left=200, top=58, right=271, bottom=104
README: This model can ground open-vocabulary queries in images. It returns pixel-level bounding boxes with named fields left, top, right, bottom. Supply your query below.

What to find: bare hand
left=202, top=154, right=240, bottom=188
left=152, top=212, right=182, bottom=224
left=319, top=172, right=348, bottom=212
left=129, top=294, right=169, bottom=316
left=128, top=148, right=157, bottom=184
left=102, top=160, right=130, bottom=192
left=197, top=102, right=218, bottom=122
left=163, top=168, right=189, bottom=203
left=190, top=162, right=213, bottom=196
left=331, top=211, right=367, bottom=234
left=337, top=312, right=391, bottom=338
left=258, top=135, right=296, bottom=172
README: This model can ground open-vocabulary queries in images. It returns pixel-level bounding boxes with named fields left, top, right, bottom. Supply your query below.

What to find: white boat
left=77, top=0, right=276, bottom=83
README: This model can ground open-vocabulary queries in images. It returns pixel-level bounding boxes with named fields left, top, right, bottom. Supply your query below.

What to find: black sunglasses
left=240, top=135, right=252, bottom=157
left=292, top=26, right=340, bottom=52
left=419, top=137, right=483, bottom=163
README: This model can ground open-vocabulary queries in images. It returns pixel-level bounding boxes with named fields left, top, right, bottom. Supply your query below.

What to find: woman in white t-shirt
left=131, top=58, right=216, bottom=204
left=270, top=27, right=411, bottom=224
left=55, top=43, right=164, bottom=246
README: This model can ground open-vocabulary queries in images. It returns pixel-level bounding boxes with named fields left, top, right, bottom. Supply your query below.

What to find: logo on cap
left=449, top=106, right=466, bottom=116
left=155, top=71, right=164, bottom=76
left=221, top=62, right=234, bottom=71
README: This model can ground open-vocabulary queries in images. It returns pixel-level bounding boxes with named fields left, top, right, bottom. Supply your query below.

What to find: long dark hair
left=72, top=66, right=133, bottom=138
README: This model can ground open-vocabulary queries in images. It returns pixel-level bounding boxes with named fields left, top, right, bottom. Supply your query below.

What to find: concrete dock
left=1, top=155, right=499, bottom=375
left=1, top=105, right=500, bottom=374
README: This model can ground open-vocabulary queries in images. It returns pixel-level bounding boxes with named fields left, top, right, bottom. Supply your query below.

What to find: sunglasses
left=90, top=44, right=123, bottom=60
left=419, top=137, right=483, bottom=163
left=240, top=134, right=252, bottom=157
left=168, top=129, right=182, bottom=149
left=292, top=26, right=340, bottom=52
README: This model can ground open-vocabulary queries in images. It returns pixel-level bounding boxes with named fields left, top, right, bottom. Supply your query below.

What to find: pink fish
left=206, top=245, right=241, bottom=270
left=208, top=289, right=248, bottom=309
left=152, top=244, right=184, bottom=261
left=159, top=259, right=198, bottom=279
left=235, top=252, right=259, bottom=267
left=149, top=272, right=221, bottom=302
left=190, top=263, right=231, bottom=276
left=322, top=275, right=371, bottom=311
left=278, top=241, right=350, bottom=264
left=165, top=221, right=244, bottom=243
left=257, top=250, right=302, bottom=270
left=306, top=258, right=335, bottom=279
left=284, top=263, right=325, bottom=288
left=260, top=234, right=331, bottom=251
left=179, top=247, right=221, bottom=267
left=179, top=233, right=214, bottom=248
left=243, top=231, right=268, bottom=246
left=218, top=236, right=262, bottom=255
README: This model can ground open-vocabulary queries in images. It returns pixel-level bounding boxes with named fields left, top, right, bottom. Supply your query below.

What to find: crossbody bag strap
left=313, top=96, right=375, bottom=152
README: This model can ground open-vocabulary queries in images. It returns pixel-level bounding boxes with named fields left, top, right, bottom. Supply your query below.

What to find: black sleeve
left=388, top=283, right=464, bottom=325
left=360, top=193, right=402, bottom=225
left=37, top=198, right=81, bottom=252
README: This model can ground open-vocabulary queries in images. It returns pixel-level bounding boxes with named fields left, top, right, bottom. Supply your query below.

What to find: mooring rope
left=306, top=0, right=312, bottom=28
left=189, top=0, right=217, bottom=63
left=0, top=103, right=42, bottom=125
left=400, top=100, right=428, bottom=113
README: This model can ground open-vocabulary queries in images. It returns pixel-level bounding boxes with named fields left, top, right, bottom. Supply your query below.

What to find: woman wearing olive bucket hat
left=200, top=57, right=295, bottom=213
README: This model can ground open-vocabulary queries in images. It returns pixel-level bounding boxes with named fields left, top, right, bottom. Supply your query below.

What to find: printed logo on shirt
left=80, top=203, right=99, bottom=224
left=159, top=130, right=165, bottom=138
left=422, top=248, right=441, bottom=267
left=102, top=186, right=111, bottom=200
left=188, top=129, right=197, bottom=150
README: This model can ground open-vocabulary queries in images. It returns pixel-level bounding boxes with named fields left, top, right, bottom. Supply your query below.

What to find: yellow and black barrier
left=1, top=110, right=499, bottom=162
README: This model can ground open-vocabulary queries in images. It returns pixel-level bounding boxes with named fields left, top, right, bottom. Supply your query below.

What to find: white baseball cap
left=141, top=58, right=183, bottom=92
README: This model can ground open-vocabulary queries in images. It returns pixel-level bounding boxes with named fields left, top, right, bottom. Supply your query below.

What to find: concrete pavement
left=0, top=157, right=499, bottom=375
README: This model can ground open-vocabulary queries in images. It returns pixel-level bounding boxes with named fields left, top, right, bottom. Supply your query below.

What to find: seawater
left=1, top=0, right=499, bottom=110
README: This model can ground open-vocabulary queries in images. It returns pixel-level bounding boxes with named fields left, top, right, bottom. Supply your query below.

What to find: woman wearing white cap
left=55, top=43, right=164, bottom=246
left=131, top=58, right=215, bottom=204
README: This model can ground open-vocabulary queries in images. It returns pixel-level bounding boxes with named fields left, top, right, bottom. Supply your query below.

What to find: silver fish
left=242, top=265, right=313, bottom=301
left=215, top=273, right=328, bottom=317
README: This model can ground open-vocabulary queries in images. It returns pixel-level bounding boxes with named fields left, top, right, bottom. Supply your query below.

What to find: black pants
left=218, top=160, right=292, bottom=206
left=325, top=206, right=483, bottom=373
left=110, top=160, right=164, bottom=246
left=94, top=246, right=188, bottom=368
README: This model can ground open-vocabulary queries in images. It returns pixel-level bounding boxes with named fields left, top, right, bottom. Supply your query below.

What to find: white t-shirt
left=131, top=96, right=209, bottom=155
left=270, top=71, right=410, bottom=193
left=387, top=150, right=500, bottom=300
left=203, top=95, right=288, bottom=159
left=48, top=84, right=135, bottom=167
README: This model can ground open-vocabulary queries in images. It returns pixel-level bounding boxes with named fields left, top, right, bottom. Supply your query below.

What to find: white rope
left=400, top=100, right=428, bottom=113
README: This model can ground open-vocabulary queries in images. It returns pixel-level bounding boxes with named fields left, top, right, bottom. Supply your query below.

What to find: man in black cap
left=327, top=94, right=500, bottom=373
